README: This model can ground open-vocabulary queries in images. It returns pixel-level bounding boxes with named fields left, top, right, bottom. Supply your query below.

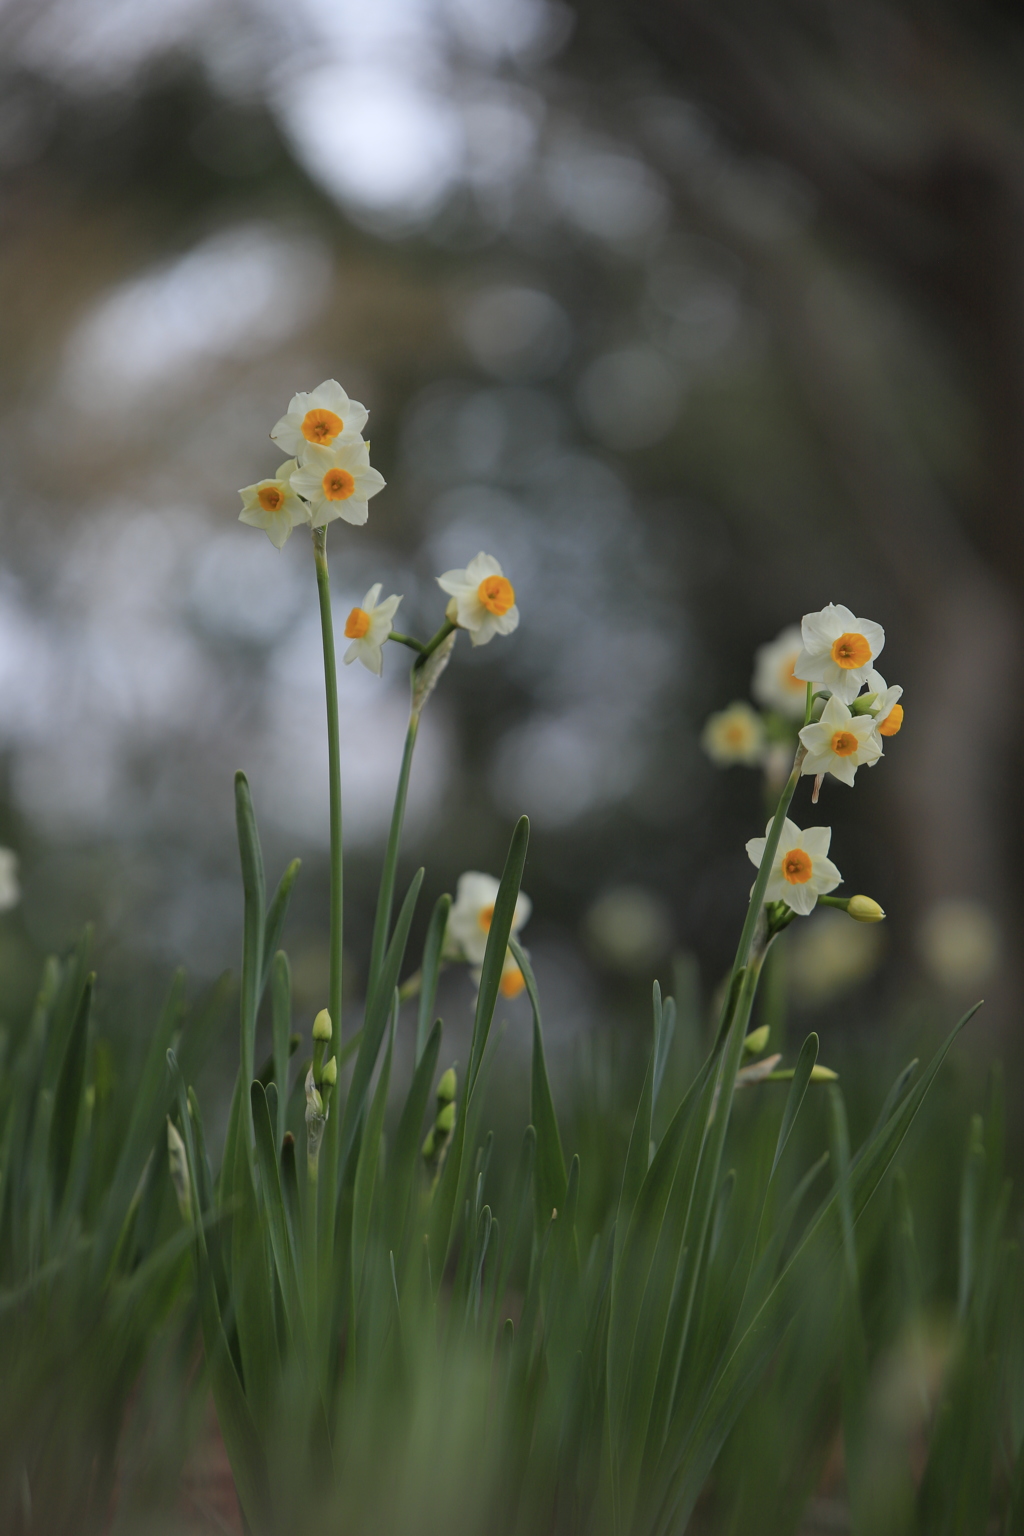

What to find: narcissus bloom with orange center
left=751, top=625, right=808, bottom=719
left=701, top=702, right=765, bottom=767
left=445, top=871, right=531, bottom=966
left=237, top=459, right=308, bottom=548
left=270, top=379, right=369, bottom=458
left=437, top=552, right=520, bottom=646
left=746, top=817, right=842, bottom=917
left=863, top=669, right=904, bottom=740
left=798, top=695, right=882, bottom=786
left=342, top=583, right=402, bottom=676
left=290, top=439, right=386, bottom=528
left=794, top=603, right=885, bottom=705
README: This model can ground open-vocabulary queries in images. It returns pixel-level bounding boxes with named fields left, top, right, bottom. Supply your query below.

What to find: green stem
left=312, top=527, right=344, bottom=1046
left=389, top=630, right=426, bottom=654
left=416, top=619, right=456, bottom=666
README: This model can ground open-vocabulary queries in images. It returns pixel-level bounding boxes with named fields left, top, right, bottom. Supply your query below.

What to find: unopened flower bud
left=847, top=895, right=885, bottom=924
left=421, top=1128, right=437, bottom=1161
left=809, top=1064, right=838, bottom=1082
left=320, top=1055, right=337, bottom=1087
left=435, top=1101, right=456, bottom=1135
left=312, top=1009, right=333, bottom=1041
left=437, top=1067, right=457, bottom=1103
left=445, top=596, right=460, bottom=626
left=166, top=1117, right=192, bottom=1223
left=743, top=1025, right=770, bottom=1055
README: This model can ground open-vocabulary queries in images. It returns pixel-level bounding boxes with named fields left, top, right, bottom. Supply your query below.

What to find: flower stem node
left=847, top=895, right=886, bottom=923
left=312, top=1009, right=333, bottom=1042
left=436, top=1067, right=457, bottom=1103
left=743, top=1025, right=770, bottom=1056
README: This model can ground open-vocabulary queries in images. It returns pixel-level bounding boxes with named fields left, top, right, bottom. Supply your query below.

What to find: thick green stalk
left=312, top=527, right=344, bottom=1047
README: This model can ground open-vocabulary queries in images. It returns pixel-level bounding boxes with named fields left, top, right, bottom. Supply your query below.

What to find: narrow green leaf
left=271, top=951, right=292, bottom=1151
left=770, top=1032, right=818, bottom=1182
left=351, top=1020, right=394, bottom=1309
left=367, top=713, right=419, bottom=1002
left=387, top=1017, right=442, bottom=1247
left=252, top=1081, right=303, bottom=1331
left=416, top=893, right=450, bottom=1065
left=230, top=1104, right=277, bottom=1439
left=337, top=869, right=423, bottom=1175
left=469, top=817, right=529, bottom=1095
left=49, top=972, right=93, bottom=1210
left=511, top=937, right=567, bottom=1240
left=958, top=1112, right=986, bottom=1317
left=260, top=858, right=300, bottom=1001
left=235, top=771, right=267, bottom=1154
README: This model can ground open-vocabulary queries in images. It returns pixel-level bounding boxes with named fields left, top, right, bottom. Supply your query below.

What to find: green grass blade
left=235, top=771, right=266, bottom=1158
left=271, top=952, right=292, bottom=1151
left=252, top=1081, right=303, bottom=1332
left=49, top=972, right=93, bottom=1211
left=416, top=894, right=450, bottom=1065
left=260, top=858, right=300, bottom=1002
left=386, top=1017, right=442, bottom=1249
left=367, top=714, right=419, bottom=1003
left=351, top=1017, right=394, bottom=1312
left=468, top=818, right=529, bottom=1096
left=770, top=1031, right=818, bottom=1182
left=337, top=869, right=424, bottom=1176
left=510, top=937, right=567, bottom=1240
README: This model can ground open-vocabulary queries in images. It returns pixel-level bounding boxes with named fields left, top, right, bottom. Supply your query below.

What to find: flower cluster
left=706, top=603, right=900, bottom=924
left=238, top=380, right=519, bottom=674
left=704, top=602, right=903, bottom=789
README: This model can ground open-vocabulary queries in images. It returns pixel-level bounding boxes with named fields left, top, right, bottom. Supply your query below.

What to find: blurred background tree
left=0, top=0, right=1019, bottom=1096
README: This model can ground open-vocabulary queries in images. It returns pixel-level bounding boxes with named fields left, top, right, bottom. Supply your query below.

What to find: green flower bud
left=847, top=894, right=885, bottom=923
left=743, top=1025, right=770, bottom=1056
left=435, top=1101, right=456, bottom=1135
left=320, top=1055, right=337, bottom=1087
left=809, top=1064, right=838, bottom=1082
left=166, top=1117, right=192, bottom=1223
left=421, top=1128, right=436, bottom=1161
left=312, top=1009, right=333, bottom=1041
left=436, top=1067, right=457, bottom=1103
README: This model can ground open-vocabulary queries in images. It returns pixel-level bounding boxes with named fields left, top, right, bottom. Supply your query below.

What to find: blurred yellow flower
left=751, top=625, right=807, bottom=719
left=701, top=702, right=765, bottom=767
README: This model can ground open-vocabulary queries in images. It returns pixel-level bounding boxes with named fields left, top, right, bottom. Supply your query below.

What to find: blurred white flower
left=798, top=694, right=882, bottom=787
left=751, top=624, right=807, bottom=719
left=437, top=552, right=519, bottom=646
left=270, top=379, right=369, bottom=457
left=918, top=899, right=999, bottom=989
left=290, top=440, right=386, bottom=528
left=342, top=583, right=402, bottom=676
left=701, top=701, right=764, bottom=767
left=583, top=885, right=674, bottom=974
left=794, top=603, right=885, bottom=705
left=746, top=817, right=841, bottom=917
left=445, top=870, right=531, bottom=966
left=237, top=459, right=309, bottom=549
left=0, top=847, right=20, bottom=912
left=790, top=907, right=884, bottom=1006
left=863, top=669, right=904, bottom=739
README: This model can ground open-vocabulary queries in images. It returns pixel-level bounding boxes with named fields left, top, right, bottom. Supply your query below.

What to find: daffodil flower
left=864, top=669, right=904, bottom=739
left=746, top=817, right=842, bottom=917
left=794, top=603, right=885, bottom=705
left=270, top=379, right=369, bottom=458
left=701, top=702, right=765, bottom=767
left=445, top=870, right=531, bottom=967
left=751, top=625, right=807, bottom=719
left=290, top=440, right=386, bottom=528
left=237, top=459, right=309, bottom=548
left=798, top=694, right=882, bottom=787
left=437, top=552, right=519, bottom=647
left=342, top=584, right=402, bottom=676
left=470, top=952, right=528, bottom=999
